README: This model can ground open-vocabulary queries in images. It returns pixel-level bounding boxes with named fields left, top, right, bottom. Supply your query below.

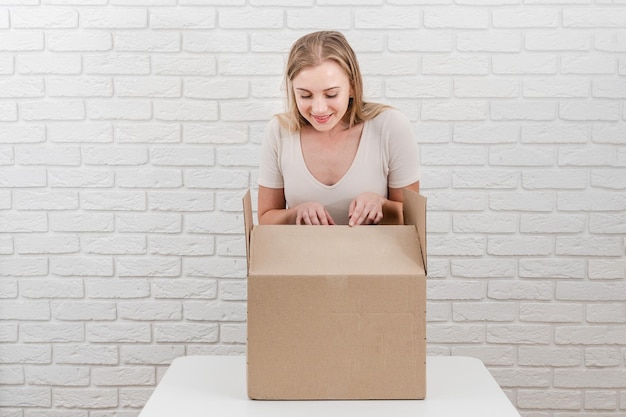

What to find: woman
left=258, top=31, right=420, bottom=226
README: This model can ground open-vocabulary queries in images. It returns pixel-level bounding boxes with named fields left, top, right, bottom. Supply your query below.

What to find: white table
left=139, top=356, right=521, bottom=417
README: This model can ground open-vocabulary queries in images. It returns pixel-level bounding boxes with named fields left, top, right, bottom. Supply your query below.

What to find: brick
left=183, top=123, right=247, bottom=144
left=16, top=146, right=81, bottom=166
left=451, top=259, right=516, bottom=278
left=453, top=214, right=517, bottom=233
left=560, top=101, right=621, bottom=121
left=48, top=123, right=112, bottom=143
left=85, top=53, right=151, bottom=75
left=0, top=78, right=44, bottom=98
left=454, top=123, right=518, bottom=144
left=116, top=123, right=180, bottom=143
left=590, top=213, right=626, bottom=234
left=49, top=169, right=114, bottom=188
left=521, top=214, right=586, bottom=233
left=522, top=169, right=587, bottom=189
left=0, top=31, right=44, bottom=52
left=150, top=7, right=215, bottom=29
left=83, top=235, right=146, bottom=255
left=588, top=259, right=625, bottom=280
left=117, top=213, right=181, bottom=233
left=450, top=346, right=515, bottom=366
left=154, top=56, right=216, bottom=76
left=0, top=366, right=24, bottom=384
left=118, top=301, right=181, bottom=321
left=557, top=282, right=626, bottom=301
left=154, top=323, right=218, bottom=343
left=148, top=236, right=214, bottom=256
left=0, top=257, right=48, bottom=277
left=428, top=280, right=485, bottom=300
left=21, top=323, right=84, bottom=343
left=520, top=303, right=584, bottom=323
left=585, top=347, right=622, bottom=367
left=117, top=168, right=182, bottom=188
left=183, top=258, right=246, bottom=278
left=456, top=31, right=521, bottom=52
left=184, top=32, right=248, bottom=53
left=0, top=300, right=50, bottom=320
left=0, top=212, right=47, bottom=232
left=455, top=78, right=519, bottom=97
left=519, top=258, right=585, bottom=279
left=185, top=300, right=246, bottom=322
left=425, top=191, right=484, bottom=211
left=0, top=279, right=17, bottom=298
left=591, top=169, right=626, bottom=189
left=51, top=257, right=113, bottom=277
left=154, top=101, right=218, bottom=121
left=490, top=146, right=554, bottom=166
left=555, top=369, right=626, bottom=388
left=556, top=237, right=622, bottom=256
left=19, top=55, right=82, bottom=75
left=54, top=388, right=118, bottom=408
left=0, top=125, right=45, bottom=144
left=113, top=32, right=180, bottom=52
left=422, top=56, right=489, bottom=75
left=26, top=366, right=89, bottom=386
left=54, top=345, right=118, bottom=365
left=518, top=346, right=582, bottom=367
left=488, top=281, right=553, bottom=301
left=555, top=326, right=626, bottom=345
left=490, top=368, right=551, bottom=388
left=117, top=257, right=181, bottom=277
left=185, top=213, right=245, bottom=234
left=388, top=31, right=452, bottom=52
left=20, top=100, right=84, bottom=120
left=120, top=388, right=153, bottom=409
left=152, top=279, right=218, bottom=299
left=0, top=324, right=17, bottom=343
left=0, top=388, right=50, bottom=407
left=86, top=279, right=150, bottom=299
left=427, top=324, right=484, bottom=343
left=0, top=345, right=51, bottom=364
left=558, top=191, right=626, bottom=211
left=286, top=8, right=351, bottom=29
left=148, top=192, right=214, bottom=212
left=93, top=367, right=154, bottom=386
left=81, top=191, right=146, bottom=211
left=518, top=390, right=582, bottom=410
left=21, top=279, right=84, bottom=299
left=526, top=31, right=590, bottom=51
left=11, top=7, right=78, bottom=28
left=424, top=8, right=487, bottom=28
left=219, top=8, right=283, bottom=28
left=491, top=101, right=556, bottom=121
left=81, top=8, right=147, bottom=28
left=82, top=146, right=148, bottom=166
left=492, top=8, right=559, bottom=27
left=219, top=280, right=247, bottom=301
left=53, top=301, right=117, bottom=321
left=453, top=302, right=516, bottom=322
left=87, top=324, right=151, bottom=343
left=487, top=324, right=552, bottom=344
left=493, top=54, right=557, bottom=74
left=564, top=8, right=626, bottom=27
left=559, top=146, right=616, bottom=166
left=48, top=30, right=112, bottom=51
left=121, top=345, right=184, bottom=365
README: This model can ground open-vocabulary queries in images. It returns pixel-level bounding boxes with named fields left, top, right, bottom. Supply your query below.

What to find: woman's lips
left=312, top=114, right=332, bottom=124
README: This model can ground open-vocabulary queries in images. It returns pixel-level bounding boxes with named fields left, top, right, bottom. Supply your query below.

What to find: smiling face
left=292, top=60, right=353, bottom=133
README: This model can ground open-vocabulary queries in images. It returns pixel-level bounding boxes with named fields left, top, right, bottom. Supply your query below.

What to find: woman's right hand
left=295, top=202, right=336, bottom=225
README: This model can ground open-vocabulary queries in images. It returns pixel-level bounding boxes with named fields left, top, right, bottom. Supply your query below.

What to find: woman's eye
left=300, top=95, right=312, bottom=99
left=326, top=94, right=337, bottom=99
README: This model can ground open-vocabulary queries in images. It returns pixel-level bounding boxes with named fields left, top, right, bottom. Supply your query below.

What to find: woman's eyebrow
left=295, top=86, right=341, bottom=92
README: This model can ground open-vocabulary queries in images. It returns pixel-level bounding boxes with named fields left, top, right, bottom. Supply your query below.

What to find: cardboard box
left=243, top=189, right=427, bottom=400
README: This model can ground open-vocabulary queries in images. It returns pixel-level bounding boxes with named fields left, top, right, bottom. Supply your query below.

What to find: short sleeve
left=383, top=110, right=421, bottom=189
left=258, top=117, right=285, bottom=189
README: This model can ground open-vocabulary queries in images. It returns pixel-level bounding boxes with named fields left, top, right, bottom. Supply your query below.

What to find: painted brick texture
left=0, top=2, right=625, bottom=417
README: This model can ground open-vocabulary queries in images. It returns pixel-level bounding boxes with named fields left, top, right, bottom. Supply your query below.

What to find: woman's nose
left=312, top=96, right=327, bottom=113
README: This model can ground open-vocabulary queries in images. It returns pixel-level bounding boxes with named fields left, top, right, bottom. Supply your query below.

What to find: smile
left=312, top=114, right=332, bottom=124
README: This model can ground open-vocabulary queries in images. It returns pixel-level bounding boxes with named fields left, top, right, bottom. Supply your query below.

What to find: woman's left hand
left=348, top=192, right=385, bottom=226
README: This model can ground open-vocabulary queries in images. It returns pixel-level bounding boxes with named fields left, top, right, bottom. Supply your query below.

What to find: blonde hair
left=277, top=31, right=389, bottom=132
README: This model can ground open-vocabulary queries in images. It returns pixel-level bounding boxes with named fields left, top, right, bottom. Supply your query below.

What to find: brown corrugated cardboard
left=244, top=189, right=427, bottom=400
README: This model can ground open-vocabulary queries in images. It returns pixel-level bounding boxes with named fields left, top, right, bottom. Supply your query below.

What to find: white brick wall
left=0, top=2, right=624, bottom=416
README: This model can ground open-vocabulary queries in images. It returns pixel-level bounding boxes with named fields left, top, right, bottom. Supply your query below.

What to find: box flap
left=249, top=225, right=424, bottom=276
left=403, top=189, right=427, bottom=274
left=242, top=190, right=253, bottom=273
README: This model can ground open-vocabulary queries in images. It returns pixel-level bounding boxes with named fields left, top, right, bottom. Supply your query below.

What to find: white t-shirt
left=258, top=108, right=420, bottom=225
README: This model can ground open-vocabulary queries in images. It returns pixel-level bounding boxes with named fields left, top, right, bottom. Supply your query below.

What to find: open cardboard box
left=243, top=189, right=427, bottom=400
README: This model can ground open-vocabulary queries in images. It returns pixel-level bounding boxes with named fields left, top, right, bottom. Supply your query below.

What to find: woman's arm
left=257, top=186, right=336, bottom=225
left=349, top=181, right=420, bottom=226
